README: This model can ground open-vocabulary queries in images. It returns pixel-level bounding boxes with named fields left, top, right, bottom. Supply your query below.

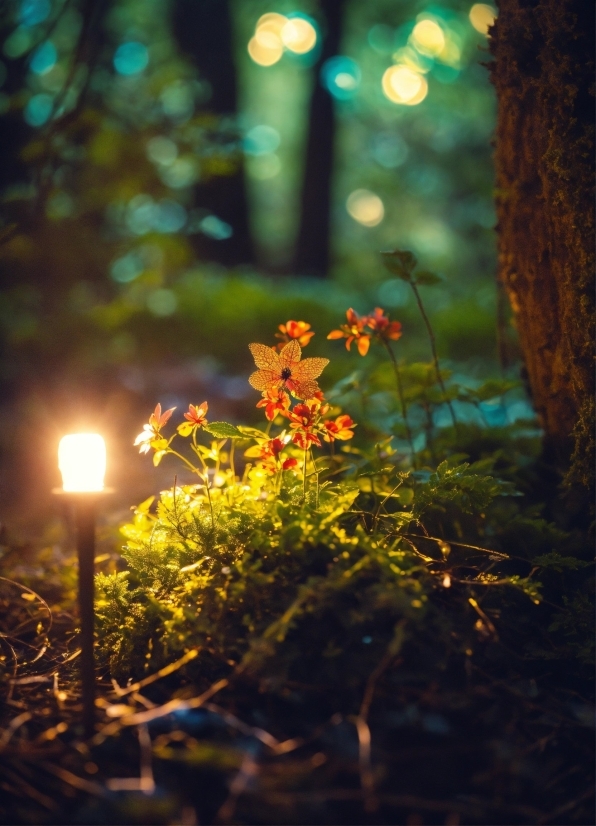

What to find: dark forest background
left=0, top=0, right=514, bottom=536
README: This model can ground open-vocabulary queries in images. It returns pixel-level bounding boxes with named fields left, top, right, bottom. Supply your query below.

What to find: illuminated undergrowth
left=0, top=252, right=593, bottom=825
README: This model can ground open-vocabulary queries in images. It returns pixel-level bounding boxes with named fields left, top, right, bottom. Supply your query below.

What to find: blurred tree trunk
left=293, top=0, right=346, bottom=277
left=172, top=0, right=254, bottom=266
left=490, top=0, right=594, bottom=489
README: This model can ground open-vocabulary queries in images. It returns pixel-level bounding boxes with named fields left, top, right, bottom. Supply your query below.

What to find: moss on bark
left=490, top=0, right=594, bottom=490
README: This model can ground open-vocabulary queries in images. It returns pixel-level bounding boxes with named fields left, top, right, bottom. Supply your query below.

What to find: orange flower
left=275, top=320, right=315, bottom=349
left=256, top=388, right=291, bottom=421
left=134, top=403, right=175, bottom=454
left=257, top=435, right=298, bottom=474
left=184, top=402, right=209, bottom=427
left=323, top=414, right=356, bottom=443
left=366, top=307, right=402, bottom=341
left=248, top=340, right=329, bottom=400
left=287, top=401, right=323, bottom=449
left=327, top=308, right=371, bottom=356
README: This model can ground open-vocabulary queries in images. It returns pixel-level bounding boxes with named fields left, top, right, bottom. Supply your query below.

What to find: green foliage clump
left=95, top=267, right=586, bottom=693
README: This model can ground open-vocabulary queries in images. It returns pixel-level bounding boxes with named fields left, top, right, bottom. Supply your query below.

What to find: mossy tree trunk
left=490, top=0, right=594, bottom=488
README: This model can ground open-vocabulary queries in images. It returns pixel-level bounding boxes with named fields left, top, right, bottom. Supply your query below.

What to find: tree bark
left=293, top=0, right=346, bottom=277
left=490, top=0, right=595, bottom=488
left=172, top=0, right=254, bottom=266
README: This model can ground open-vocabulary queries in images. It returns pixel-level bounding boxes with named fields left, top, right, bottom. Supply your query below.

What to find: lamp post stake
left=57, top=432, right=108, bottom=738
left=75, top=496, right=97, bottom=738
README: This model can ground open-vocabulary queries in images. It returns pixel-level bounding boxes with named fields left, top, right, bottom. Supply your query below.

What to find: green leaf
left=471, top=378, right=520, bottom=402
left=203, top=421, right=244, bottom=439
left=413, top=459, right=515, bottom=517
left=380, top=249, right=417, bottom=280
left=415, top=270, right=442, bottom=286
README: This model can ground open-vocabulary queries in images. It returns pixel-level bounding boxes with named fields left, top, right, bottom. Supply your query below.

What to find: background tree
left=293, top=0, right=345, bottom=277
left=490, top=0, right=595, bottom=494
left=173, top=0, right=254, bottom=266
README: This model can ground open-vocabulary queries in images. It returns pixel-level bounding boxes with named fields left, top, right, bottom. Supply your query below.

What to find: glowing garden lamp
left=57, top=433, right=107, bottom=737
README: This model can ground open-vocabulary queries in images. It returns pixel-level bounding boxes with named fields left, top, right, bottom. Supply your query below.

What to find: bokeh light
left=371, top=131, right=409, bottom=169
left=24, top=92, right=53, bottom=126
left=248, top=33, right=283, bottom=66
left=256, top=12, right=287, bottom=38
left=281, top=16, right=317, bottom=54
left=392, top=45, right=432, bottom=74
left=321, top=56, right=361, bottom=100
left=160, top=157, right=197, bottom=189
left=4, top=28, right=33, bottom=59
left=246, top=154, right=281, bottom=180
left=469, top=4, right=497, bottom=35
left=146, top=135, right=178, bottom=166
left=113, top=41, right=149, bottom=76
left=147, top=289, right=178, bottom=317
left=377, top=278, right=410, bottom=308
left=19, top=0, right=51, bottom=27
left=110, top=252, right=144, bottom=283
left=154, top=199, right=187, bottom=233
left=160, top=81, right=194, bottom=120
left=382, top=65, right=428, bottom=105
left=346, top=190, right=384, bottom=227
left=411, top=20, right=445, bottom=57
left=437, top=32, right=462, bottom=68
left=243, top=124, right=280, bottom=155
left=199, top=215, right=233, bottom=240
left=39, top=64, right=66, bottom=92
left=30, top=41, right=57, bottom=75
left=126, top=194, right=156, bottom=235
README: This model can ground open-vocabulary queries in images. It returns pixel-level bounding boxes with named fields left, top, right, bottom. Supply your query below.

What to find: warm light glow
left=392, top=46, right=431, bottom=74
left=346, top=190, right=384, bottom=227
left=248, top=34, right=283, bottom=66
left=254, top=28, right=280, bottom=49
left=382, top=65, right=428, bottom=105
left=469, top=3, right=496, bottom=35
left=281, top=18, right=317, bottom=54
left=256, top=12, right=287, bottom=38
left=58, top=434, right=106, bottom=492
left=411, top=20, right=445, bottom=56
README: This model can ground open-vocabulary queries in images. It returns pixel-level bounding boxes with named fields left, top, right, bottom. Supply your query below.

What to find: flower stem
left=167, top=448, right=201, bottom=476
left=310, top=449, right=319, bottom=509
left=189, top=433, right=216, bottom=529
left=229, top=441, right=236, bottom=481
left=302, top=448, right=308, bottom=503
left=383, top=341, right=416, bottom=465
left=409, top=281, right=457, bottom=430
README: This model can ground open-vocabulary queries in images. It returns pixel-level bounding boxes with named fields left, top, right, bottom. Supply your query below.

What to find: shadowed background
left=0, top=0, right=517, bottom=539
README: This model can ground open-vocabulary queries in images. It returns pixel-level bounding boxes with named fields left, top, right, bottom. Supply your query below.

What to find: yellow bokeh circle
left=346, top=190, right=384, bottom=227
left=281, top=18, right=317, bottom=54
left=382, top=65, right=428, bottom=106
left=469, top=3, right=497, bottom=35
left=411, top=20, right=445, bottom=57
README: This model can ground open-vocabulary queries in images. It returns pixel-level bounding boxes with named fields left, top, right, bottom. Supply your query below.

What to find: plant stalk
left=409, top=281, right=457, bottom=430
left=383, top=342, right=416, bottom=465
left=302, top=448, right=308, bottom=503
